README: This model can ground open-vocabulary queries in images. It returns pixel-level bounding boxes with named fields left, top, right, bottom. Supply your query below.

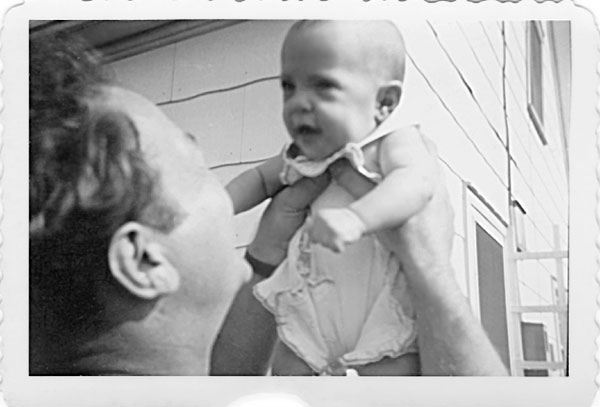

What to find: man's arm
left=330, top=142, right=507, bottom=376
left=399, top=189, right=507, bottom=376
left=210, top=272, right=278, bottom=375
left=405, top=260, right=507, bottom=375
left=211, top=174, right=330, bottom=375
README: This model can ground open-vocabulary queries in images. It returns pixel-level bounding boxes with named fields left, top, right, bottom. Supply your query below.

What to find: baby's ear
left=375, top=80, right=403, bottom=123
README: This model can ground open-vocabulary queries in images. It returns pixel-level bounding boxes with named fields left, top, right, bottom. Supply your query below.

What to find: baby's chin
left=292, top=141, right=343, bottom=162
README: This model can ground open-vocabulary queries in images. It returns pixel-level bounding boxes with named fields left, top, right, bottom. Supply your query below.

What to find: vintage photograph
left=2, top=1, right=597, bottom=406
left=28, top=18, right=571, bottom=378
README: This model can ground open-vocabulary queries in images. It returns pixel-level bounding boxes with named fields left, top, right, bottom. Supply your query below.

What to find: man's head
left=280, top=20, right=406, bottom=160
left=29, top=36, right=250, bottom=373
left=29, top=36, right=183, bottom=273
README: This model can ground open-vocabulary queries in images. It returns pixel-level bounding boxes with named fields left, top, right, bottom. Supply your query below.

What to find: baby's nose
left=287, top=90, right=313, bottom=112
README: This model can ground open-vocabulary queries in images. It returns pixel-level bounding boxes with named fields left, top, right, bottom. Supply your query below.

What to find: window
left=527, top=21, right=547, bottom=145
left=521, top=322, right=550, bottom=376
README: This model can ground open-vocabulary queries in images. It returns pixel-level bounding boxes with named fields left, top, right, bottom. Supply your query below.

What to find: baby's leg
left=270, top=340, right=316, bottom=376
left=354, top=353, right=420, bottom=376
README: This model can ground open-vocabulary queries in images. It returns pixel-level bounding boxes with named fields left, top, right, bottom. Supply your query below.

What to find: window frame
left=527, top=20, right=548, bottom=145
left=464, top=188, right=508, bottom=321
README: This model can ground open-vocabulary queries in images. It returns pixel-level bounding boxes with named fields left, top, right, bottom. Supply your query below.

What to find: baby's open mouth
left=295, top=124, right=321, bottom=137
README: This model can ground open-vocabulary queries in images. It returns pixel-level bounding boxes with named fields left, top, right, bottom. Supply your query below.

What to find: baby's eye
left=281, top=79, right=295, bottom=94
left=315, top=79, right=336, bottom=91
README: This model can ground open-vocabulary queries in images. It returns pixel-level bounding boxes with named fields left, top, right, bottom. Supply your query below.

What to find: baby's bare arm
left=226, top=155, right=285, bottom=215
left=349, top=126, right=436, bottom=233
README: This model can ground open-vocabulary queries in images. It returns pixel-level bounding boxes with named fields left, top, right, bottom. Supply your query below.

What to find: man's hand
left=306, top=208, right=366, bottom=253
left=247, top=173, right=330, bottom=266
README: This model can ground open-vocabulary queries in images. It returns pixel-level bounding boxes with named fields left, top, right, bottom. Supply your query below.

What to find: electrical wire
left=457, top=22, right=568, bottom=224
left=407, top=53, right=509, bottom=189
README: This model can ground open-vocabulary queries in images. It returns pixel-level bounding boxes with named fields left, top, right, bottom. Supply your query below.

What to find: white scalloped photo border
left=0, top=1, right=598, bottom=406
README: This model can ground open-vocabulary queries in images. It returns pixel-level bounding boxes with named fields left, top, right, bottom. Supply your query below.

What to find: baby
left=227, top=20, right=435, bottom=375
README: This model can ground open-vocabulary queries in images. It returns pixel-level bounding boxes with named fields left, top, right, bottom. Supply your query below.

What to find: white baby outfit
left=254, top=113, right=419, bottom=375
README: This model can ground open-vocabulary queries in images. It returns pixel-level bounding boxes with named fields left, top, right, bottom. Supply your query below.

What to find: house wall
left=108, top=19, right=569, bottom=364
left=503, top=21, right=569, bottom=361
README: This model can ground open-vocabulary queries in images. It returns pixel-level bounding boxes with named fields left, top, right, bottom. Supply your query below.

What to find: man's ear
left=108, top=222, right=180, bottom=300
left=375, top=80, right=403, bottom=123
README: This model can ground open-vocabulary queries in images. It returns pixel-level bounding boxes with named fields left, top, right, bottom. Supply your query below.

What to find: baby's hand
left=307, top=208, right=366, bottom=253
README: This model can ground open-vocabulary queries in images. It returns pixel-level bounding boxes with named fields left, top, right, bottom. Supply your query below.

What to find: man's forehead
left=98, top=85, right=210, bottom=200
left=100, top=85, right=158, bottom=115
left=97, top=85, right=180, bottom=148
left=99, top=85, right=205, bottom=160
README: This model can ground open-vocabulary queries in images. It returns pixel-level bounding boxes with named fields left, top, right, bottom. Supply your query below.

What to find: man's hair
left=30, top=36, right=180, bottom=244
left=29, top=35, right=181, bottom=337
left=286, top=20, right=407, bottom=83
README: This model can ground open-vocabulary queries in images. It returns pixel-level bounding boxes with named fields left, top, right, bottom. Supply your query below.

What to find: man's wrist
left=244, top=251, right=278, bottom=279
left=402, top=259, right=456, bottom=292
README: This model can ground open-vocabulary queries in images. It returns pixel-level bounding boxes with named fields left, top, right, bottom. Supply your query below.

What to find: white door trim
left=464, top=185, right=507, bottom=320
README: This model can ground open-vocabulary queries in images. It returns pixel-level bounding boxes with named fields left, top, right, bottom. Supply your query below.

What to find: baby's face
left=280, top=23, right=381, bottom=161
